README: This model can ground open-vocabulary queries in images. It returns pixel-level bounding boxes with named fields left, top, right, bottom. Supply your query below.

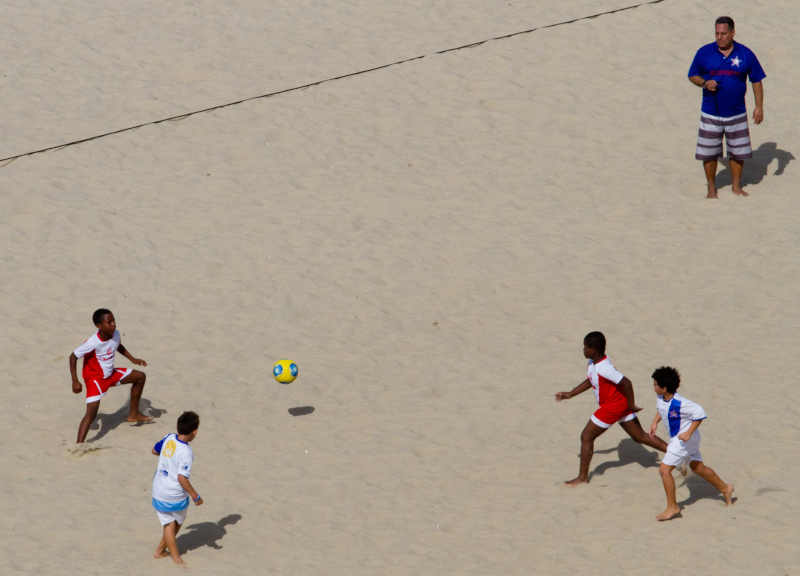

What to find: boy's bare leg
left=703, top=159, right=718, bottom=199
left=154, top=520, right=184, bottom=559
left=76, top=401, right=100, bottom=443
left=689, top=460, right=735, bottom=505
left=657, top=464, right=681, bottom=520
left=120, top=370, right=153, bottom=423
left=619, top=418, right=668, bottom=453
left=158, top=521, right=187, bottom=568
left=565, top=420, right=607, bottom=487
left=729, top=159, right=749, bottom=196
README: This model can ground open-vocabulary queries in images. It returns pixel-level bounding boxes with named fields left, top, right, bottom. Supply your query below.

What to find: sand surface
left=1, top=0, right=799, bottom=574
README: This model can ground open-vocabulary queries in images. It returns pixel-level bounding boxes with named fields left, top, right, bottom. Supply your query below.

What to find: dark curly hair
left=651, top=366, right=681, bottom=394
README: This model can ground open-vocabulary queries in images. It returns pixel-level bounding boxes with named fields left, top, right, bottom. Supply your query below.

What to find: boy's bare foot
left=731, top=186, right=749, bottom=197
left=154, top=549, right=169, bottom=559
left=127, top=413, right=154, bottom=423
left=723, top=484, right=735, bottom=506
left=564, top=477, right=589, bottom=487
left=174, top=559, right=189, bottom=569
left=656, top=506, right=681, bottom=521
left=680, top=465, right=688, bottom=477
left=707, top=184, right=718, bottom=199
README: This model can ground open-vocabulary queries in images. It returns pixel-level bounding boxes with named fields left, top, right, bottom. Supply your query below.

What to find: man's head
left=583, top=331, right=606, bottom=358
left=93, top=308, right=115, bottom=336
left=651, top=366, right=681, bottom=395
left=177, top=411, right=200, bottom=438
left=715, top=16, right=735, bottom=50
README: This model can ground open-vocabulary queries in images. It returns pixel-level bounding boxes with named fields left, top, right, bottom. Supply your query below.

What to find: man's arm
left=617, top=376, right=642, bottom=413
left=555, top=379, right=592, bottom=402
left=752, top=81, right=764, bottom=124
left=69, top=353, right=82, bottom=394
left=178, top=475, right=203, bottom=505
left=689, top=75, right=718, bottom=91
left=117, top=343, right=147, bottom=367
left=678, top=419, right=702, bottom=442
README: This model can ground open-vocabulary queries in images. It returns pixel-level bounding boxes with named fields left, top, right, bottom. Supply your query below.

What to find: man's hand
left=131, top=358, right=147, bottom=367
left=753, top=106, right=764, bottom=125
left=705, top=79, right=718, bottom=92
left=554, top=392, right=572, bottom=402
left=72, top=379, right=83, bottom=394
left=678, top=431, right=692, bottom=442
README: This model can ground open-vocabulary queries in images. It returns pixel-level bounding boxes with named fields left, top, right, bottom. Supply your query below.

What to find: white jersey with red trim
left=74, top=330, right=121, bottom=382
left=587, top=356, right=628, bottom=412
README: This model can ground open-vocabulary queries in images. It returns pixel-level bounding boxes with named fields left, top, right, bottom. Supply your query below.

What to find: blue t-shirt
left=688, top=41, right=766, bottom=117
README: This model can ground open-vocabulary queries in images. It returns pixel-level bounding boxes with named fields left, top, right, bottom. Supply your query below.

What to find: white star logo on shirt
left=730, top=56, right=741, bottom=67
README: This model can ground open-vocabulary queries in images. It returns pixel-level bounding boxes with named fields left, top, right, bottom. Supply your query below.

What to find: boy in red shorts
left=554, top=331, right=669, bottom=486
left=69, top=308, right=153, bottom=443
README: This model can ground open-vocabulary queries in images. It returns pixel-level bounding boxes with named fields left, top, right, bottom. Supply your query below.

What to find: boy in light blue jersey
left=648, top=367, right=734, bottom=521
left=151, top=411, right=203, bottom=568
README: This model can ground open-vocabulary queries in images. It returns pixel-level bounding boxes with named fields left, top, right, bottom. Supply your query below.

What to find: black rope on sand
left=0, top=0, right=665, bottom=167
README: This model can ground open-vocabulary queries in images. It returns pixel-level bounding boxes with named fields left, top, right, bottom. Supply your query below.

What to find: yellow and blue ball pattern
left=273, top=359, right=298, bottom=383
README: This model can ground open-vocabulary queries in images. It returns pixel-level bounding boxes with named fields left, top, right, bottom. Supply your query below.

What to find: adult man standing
left=689, top=16, right=765, bottom=198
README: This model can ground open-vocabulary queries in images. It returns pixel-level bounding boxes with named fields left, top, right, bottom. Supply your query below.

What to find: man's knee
left=130, top=370, right=146, bottom=385
left=659, top=464, right=674, bottom=477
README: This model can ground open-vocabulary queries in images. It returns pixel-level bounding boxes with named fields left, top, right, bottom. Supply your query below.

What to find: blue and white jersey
left=656, top=393, right=706, bottom=441
left=152, top=433, right=193, bottom=512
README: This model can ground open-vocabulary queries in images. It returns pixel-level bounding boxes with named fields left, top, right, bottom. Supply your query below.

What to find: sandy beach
left=1, top=0, right=799, bottom=574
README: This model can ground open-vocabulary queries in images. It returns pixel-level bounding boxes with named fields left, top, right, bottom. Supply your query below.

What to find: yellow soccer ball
left=273, top=359, right=298, bottom=383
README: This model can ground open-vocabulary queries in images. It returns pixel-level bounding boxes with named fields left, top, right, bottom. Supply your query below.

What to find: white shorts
left=662, top=437, right=703, bottom=467
left=156, top=508, right=187, bottom=526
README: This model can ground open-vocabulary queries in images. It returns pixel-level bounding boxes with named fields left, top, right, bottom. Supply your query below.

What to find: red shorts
left=86, top=368, right=132, bottom=403
left=591, top=405, right=636, bottom=429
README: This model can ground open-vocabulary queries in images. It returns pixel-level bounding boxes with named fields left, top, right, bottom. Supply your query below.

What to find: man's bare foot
left=732, top=186, right=749, bottom=197
left=723, top=484, right=735, bottom=506
left=707, top=183, right=719, bottom=199
left=680, top=465, right=688, bottom=477
left=154, top=549, right=169, bottom=559
left=656, top=506, right=681, bottom=521
left=629, top=405, right=643, bottom=413
left=173, top=559, right=189, bottom=569
left=127, top=413, right=154, bottom=423
left=564, top=477, right=589, bottom=487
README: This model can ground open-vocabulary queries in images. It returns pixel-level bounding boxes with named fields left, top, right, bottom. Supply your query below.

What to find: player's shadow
left=177, top=514, right=242, bottom=554
left=717, top=142, right=794, bottom=189
left=86, top=398, right=166, bottom=443
left=589, top=438, right=661, bottom=479
left=678, top=475, right=736, bottom=508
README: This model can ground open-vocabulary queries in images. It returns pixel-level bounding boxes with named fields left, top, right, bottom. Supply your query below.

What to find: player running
left=555, top=331, right=669, bottom=486
left=69, top=308, right=153, bottom=443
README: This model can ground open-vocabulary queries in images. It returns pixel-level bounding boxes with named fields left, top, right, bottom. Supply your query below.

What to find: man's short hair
left=651, top=366, right=681, bottom=394
left=177, top=411, right=200, bottom=435
left=92, top=308, right=112, bottom=325
left=715, top=16, right=735, bottom=31
left=584, top=331, right=606, bottom=355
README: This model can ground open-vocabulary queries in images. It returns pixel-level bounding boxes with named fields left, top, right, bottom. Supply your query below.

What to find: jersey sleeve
left=177, top=450, right=193, bottom=478
left=682, top=398, right=707, bottom=421
left=688, top=49, right=705, bottom=78
left=73, top=338, right=95, bottom=359
left=747, top=51, right=766, bottom=83
left=153, top=434, right=169, bottom=455
left=596, top=363, right=624, bottom=384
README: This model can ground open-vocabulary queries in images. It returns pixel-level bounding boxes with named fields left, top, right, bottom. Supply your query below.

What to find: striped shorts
left=695, top=112, right=752, bottom=161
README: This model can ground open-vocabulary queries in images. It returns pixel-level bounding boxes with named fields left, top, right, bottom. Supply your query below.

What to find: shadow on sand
left=86, top=398, right=166, bottom=443
left=178, top=514, right=242, bottom=554
left=717, top=142, right=794, bottom=189
left=589, top=438, right=661, bottom=479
